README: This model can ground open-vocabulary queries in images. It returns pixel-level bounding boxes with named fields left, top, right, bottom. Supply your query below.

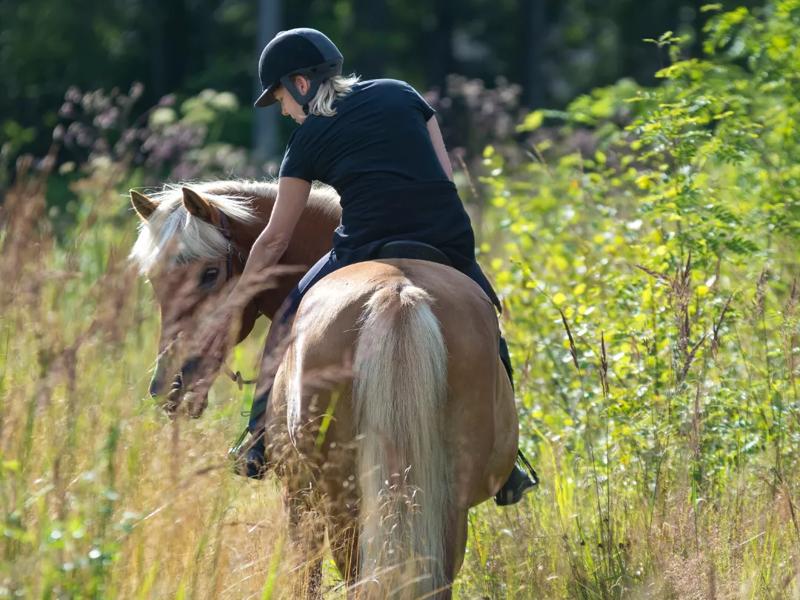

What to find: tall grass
left=2, top=2, right=799, bottom=598
left=0, top=162, right=298, bottom=598
left=471, top=2, right=800, bottom=597
left=2, top=152, right=798, bottom=599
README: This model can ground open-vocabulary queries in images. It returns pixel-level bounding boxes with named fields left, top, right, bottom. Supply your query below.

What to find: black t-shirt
left=278, top=78, right=475, bottom=266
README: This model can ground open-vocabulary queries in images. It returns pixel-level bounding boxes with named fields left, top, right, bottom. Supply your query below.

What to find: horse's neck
left=240, top=192, right=339, bottom=318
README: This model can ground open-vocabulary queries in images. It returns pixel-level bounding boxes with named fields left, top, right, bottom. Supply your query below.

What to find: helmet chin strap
left=280, top=63, right=342, bottom=115
left=280, top=75, right=322, bottom=114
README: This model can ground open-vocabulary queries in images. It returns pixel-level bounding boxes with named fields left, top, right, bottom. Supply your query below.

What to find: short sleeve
left=278, top=129, right=314, bottom=182
left=401, top=81, right=436, bottom=121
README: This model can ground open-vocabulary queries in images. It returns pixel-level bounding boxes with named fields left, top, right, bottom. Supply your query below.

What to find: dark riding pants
left=247, top=250, right=512, bottom=432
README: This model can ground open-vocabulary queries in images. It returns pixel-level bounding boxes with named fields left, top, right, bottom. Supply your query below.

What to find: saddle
left=375, top=240, right=452, bottom=267
left=377, top=240, right=503, bottom=312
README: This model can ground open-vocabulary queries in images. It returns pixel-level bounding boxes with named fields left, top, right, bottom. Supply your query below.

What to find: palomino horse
left=130, top=181, right=518, bottom=598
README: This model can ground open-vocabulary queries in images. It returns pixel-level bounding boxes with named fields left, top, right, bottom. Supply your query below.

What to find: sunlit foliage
left=470, top=1, right=800, bottom=596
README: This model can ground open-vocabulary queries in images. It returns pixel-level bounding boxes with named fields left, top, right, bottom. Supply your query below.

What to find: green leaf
left=517, top=110, right=544, bottom=133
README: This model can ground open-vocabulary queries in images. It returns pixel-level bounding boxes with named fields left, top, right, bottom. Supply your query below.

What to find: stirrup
left=494, top=465, right=536, bottom=506
left=494, top=450, right=540, bottom=506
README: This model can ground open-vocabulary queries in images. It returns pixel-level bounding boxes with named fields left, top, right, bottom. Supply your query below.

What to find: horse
left=129, top=180, right=518, bottom=598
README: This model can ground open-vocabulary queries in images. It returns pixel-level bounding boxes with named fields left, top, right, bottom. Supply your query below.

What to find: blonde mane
left=129, top=180, right=340, bottom=275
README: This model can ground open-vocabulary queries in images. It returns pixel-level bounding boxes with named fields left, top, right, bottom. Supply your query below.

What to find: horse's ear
left=182, top=187, right=216, bottom=224
left=130, top=190, right=157, bottom=221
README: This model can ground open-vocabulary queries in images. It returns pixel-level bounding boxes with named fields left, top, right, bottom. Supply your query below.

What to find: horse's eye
left=199, top=267, right=219, bottom=288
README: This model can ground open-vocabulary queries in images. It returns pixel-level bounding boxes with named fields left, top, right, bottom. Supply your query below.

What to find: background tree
left=0, top=0, right=765, bottom=168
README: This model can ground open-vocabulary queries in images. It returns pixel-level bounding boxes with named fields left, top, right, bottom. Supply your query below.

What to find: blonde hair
left=307, top=74, right=361, bottom=117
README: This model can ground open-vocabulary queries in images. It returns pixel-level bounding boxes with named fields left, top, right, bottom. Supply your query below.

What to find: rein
left=223, top=365, right=257, bottom=390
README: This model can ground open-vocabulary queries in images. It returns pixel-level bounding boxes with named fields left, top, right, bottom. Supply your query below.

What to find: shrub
left=477, top=1, right=800, bottom=595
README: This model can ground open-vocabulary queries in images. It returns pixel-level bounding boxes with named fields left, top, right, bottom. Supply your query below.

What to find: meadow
left=1, top=2, right=799, bottom=598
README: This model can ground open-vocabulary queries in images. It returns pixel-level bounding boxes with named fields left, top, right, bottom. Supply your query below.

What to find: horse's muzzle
left=150, top=356, right=203, bottom=417
left=162, top=357, right=206, bottom=418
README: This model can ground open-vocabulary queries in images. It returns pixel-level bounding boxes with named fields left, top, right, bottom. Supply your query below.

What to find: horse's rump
left=272, top=259, right=517, bottom=596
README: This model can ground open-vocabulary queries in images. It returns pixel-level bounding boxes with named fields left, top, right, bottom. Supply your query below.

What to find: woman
left=215, top=28, right=536, bottom=505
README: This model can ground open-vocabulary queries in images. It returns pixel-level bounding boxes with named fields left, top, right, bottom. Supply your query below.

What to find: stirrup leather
left=517, top=449, right=539, bottom=485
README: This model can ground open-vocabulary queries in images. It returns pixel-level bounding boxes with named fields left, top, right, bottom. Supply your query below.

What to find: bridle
left=216, top=211, right=256, bottom=389
left=166, top=210, right=257, bottom=411
left=217, top=211, right=248, bottom=282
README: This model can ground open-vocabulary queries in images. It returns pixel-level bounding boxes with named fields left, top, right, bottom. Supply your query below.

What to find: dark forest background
left=1, top=0, right=759, bottom=164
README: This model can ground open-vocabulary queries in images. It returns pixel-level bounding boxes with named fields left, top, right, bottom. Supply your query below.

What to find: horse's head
left=129, top=185, right=262, bottom=416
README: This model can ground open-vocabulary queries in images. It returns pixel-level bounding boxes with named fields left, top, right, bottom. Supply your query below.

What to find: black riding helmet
left=255, top=28, right=343, bottom=112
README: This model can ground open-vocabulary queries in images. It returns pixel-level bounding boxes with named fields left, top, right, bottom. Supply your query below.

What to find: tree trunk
left=425, top=0, right=455, bottom=92
left=253, top=0, right=282, bottom=162
left=353, top=0, right=388, bottom=79
left=521, top=0, right=546, bottom=108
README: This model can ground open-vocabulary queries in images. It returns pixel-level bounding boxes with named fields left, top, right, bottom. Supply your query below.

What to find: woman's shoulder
left=358, top=78, right=417, bottom=92
left=351, top=79, right=426, bottom=106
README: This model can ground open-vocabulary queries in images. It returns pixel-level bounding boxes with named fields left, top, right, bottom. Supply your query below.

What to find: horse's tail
left=354, top=280, right=450, bottom=596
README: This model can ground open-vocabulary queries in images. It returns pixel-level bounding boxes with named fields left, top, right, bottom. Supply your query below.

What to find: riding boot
left=231, top=432, right=268, bottom=479
left=494, top=336, right=539, bottom=506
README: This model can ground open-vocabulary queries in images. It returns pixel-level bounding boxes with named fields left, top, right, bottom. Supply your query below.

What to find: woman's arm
left=232, top=176, right=311, bottom=301
left=426, top=116, right=454, bottom=182
left=185, top=177, right=310, bottom=402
